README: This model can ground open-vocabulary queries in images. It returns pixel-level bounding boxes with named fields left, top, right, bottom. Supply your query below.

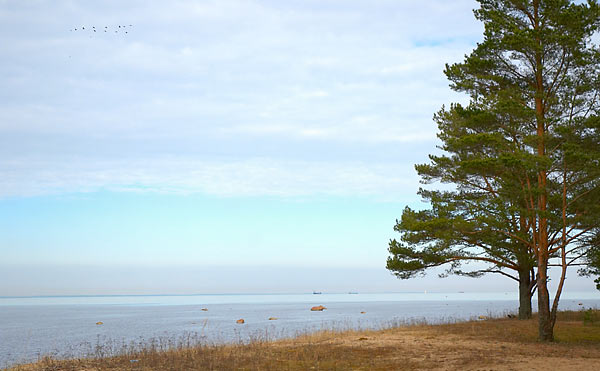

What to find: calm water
left=2, top=291, right=599, bottom=368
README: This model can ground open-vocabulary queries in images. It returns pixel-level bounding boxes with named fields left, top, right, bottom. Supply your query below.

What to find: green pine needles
left=387, top=0, right=600, bottom=342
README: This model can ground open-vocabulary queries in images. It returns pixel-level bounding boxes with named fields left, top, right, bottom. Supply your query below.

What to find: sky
left=1, top=0, right=597, bottom=296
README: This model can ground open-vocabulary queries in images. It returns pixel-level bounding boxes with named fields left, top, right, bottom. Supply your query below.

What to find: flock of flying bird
left=69, top=25, right=133, bottom=34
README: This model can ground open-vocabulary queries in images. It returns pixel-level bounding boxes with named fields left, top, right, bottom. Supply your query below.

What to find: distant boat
left=313, top=291, right=322, bottom=295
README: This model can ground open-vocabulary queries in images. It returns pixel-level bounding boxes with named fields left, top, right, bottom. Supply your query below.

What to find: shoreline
left=8, top=310, right=600, bottom=370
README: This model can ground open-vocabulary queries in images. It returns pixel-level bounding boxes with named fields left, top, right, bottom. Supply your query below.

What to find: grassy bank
left=10, top=309, right=600, bottom=370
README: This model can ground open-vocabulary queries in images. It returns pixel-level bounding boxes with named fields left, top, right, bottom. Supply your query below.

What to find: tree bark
left=532, top=0, right=553, bottom=342
left=536, top=260, right=554, bottom=341
left=518, top=269, right=533, bottom=319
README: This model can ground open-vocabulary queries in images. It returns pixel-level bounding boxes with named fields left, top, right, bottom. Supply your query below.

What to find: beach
left=2, top=292, right=599, bottom=368
left=10, top=310, right=600, bottom=370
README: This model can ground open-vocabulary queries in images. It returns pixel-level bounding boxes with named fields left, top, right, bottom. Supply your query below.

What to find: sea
left=2, top=291, right=600, bottom=368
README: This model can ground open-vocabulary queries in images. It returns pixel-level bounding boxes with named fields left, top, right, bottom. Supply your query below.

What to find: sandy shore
left=282, top=321, right=600, bottom=370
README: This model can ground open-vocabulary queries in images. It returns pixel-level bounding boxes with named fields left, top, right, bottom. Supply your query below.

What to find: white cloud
left=0, top=0, right=481, bottom=198
left=0, top=156, right=417, bottom=199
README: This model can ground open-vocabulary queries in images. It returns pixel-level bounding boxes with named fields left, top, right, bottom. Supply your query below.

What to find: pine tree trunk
left=532, top=0, right=552, bottom=340
left=536, top=261, right=554, bottom=341
left=518, top=269, right=532, bottom=319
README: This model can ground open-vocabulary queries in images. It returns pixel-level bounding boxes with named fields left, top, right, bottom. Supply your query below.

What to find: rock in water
left=268, top=317, right=278, bottom=320
left=96, top=321, right=103, bottom=325
left=310, top=305, right=326, bottom=311
left=236, top=319, right=245, bottom=324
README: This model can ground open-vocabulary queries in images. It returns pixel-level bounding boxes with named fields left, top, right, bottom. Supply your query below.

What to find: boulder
left=201, top=308, right=208, bottom=311
left=236, top=319, right=245, bottom=324
left=268, top=317, right=278, bottom=320
left=96, top=321, right=103, bottom=325
left=310, top=305, right=326, bottom=311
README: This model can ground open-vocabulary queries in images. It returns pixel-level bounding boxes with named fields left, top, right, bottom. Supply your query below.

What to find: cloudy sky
left=1, top=0, right=596, bottom=296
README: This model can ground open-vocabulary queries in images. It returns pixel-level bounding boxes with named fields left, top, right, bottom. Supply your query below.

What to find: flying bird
left=69, top=24, right=132, bottom=35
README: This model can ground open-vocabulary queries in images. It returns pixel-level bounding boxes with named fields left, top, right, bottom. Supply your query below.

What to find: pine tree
left=387, top=103, right=539, bottom=319
left=388, top=0, right=600, bottom=341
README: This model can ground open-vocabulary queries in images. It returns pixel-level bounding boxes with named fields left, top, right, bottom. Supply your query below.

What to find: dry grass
left=431, top=310, right=600, bottom=345
left=9, top=309, right=600, bottom=371
left=12, top=337, right=418, bottom=371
